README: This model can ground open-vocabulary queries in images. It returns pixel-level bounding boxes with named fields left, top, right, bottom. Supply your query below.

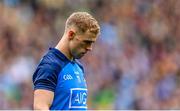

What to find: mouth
left=81, top=52, right=87, bottom=55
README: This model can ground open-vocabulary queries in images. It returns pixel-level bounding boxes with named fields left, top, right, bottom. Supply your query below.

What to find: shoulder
left=38, top=48, right=69, bottom=71
left=33, top=47, right=70, bottom=78
left=32, top=48, right=69, bottom=91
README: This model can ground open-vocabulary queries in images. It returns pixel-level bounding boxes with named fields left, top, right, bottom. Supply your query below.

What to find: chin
left=74, top=54, right=84, bottom=59
left=75, top=56, right=83, bottom=59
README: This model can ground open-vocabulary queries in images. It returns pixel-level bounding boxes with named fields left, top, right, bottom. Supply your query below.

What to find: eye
left=83, top=40, right=94, bottom=45
left=84, top=41, right=92, bottom=44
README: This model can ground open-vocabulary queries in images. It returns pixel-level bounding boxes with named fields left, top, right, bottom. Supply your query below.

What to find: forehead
left=78, top=31, right=98, bottom=41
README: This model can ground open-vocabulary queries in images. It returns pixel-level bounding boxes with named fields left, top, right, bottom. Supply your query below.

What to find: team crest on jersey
left=69, top=88, right=87, bottom=109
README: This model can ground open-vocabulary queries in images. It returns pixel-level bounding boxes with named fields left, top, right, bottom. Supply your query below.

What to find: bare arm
left=33, top=89, right=54, bottom=110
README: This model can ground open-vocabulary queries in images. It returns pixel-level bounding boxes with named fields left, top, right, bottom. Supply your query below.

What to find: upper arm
left=33, top=89, right=54, bottom=110
left=32, top=63, right=61, bottom=109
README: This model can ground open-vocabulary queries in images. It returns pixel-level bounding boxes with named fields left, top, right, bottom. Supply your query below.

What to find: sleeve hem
left=34, top=85, right=55, bottom=92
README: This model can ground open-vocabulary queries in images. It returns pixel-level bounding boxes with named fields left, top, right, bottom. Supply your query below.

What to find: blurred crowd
left=0, top=0, right=180, bottom=109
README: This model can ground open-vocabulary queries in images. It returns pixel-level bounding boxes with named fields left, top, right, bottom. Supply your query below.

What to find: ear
left=68, top=30, right=75, bottom=40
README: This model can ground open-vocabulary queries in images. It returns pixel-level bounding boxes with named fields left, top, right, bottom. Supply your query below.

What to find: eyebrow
left=83, top=40, right=95, bottom=43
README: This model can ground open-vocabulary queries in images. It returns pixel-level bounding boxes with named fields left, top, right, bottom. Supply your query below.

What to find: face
left=69, top=31, right=98, bottom=59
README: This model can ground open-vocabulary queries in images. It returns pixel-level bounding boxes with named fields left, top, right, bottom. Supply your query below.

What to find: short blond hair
left=65, top=12, right=100, bottom=35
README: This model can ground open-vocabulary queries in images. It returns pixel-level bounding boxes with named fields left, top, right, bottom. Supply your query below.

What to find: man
left=32, top=12, right=100, bottom=110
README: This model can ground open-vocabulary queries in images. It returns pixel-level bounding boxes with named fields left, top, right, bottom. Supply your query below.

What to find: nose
left=86, top=45, right=92, bottom=51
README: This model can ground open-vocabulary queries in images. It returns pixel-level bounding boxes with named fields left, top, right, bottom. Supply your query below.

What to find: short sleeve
left=33, top=63, right=60, bottom=92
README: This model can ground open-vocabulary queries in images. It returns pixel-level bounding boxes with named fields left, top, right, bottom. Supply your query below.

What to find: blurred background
left=0, top=0, right=180, bottom=109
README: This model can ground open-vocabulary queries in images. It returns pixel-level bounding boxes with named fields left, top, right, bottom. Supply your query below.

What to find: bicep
left=33, top=89, right=54, bottom=110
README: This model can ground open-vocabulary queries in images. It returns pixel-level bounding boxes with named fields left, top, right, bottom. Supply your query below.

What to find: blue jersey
left=33, top=48, right=88, bottom=110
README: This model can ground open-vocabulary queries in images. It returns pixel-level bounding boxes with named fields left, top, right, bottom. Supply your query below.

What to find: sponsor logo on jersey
left=69, top=88, right=87, bottom=109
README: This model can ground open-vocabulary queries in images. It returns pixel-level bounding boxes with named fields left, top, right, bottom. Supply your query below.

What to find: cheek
left=74, top=42, right=85, bottom=50
left=76, top=46, right=85, bottom=52
left=70, top=40, right=79, bottom=48
left=70, top=42, right=83, bottom=52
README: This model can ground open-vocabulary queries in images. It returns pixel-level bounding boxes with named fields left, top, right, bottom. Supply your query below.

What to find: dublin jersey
left=33, top=48, right=88, bottom=110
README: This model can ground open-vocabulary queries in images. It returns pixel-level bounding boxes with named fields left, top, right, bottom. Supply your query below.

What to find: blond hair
left=65, top=12, right=100, bottom=35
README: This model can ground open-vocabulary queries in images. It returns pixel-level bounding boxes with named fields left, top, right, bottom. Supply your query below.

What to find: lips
left=81, top=52, right=86, bottom=55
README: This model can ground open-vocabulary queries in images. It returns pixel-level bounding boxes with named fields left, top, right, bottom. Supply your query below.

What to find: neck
left=55, top=36, right=73, bottom=61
